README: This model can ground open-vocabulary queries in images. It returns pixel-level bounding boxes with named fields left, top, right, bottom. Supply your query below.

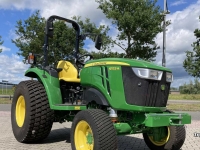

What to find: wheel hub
left=86, top=132, right=93, bottom=145
left=148, top=127, right=170, bottom=146
left=15, top=95, right=26, bottom=127
left=75, top=120, right=94, bottom=150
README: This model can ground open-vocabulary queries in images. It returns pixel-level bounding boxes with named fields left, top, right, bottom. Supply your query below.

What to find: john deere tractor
left=11, top=15, right=191, bottom=150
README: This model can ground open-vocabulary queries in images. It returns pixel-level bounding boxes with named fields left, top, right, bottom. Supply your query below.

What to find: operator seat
left=57, top=60, right=80, bottom=83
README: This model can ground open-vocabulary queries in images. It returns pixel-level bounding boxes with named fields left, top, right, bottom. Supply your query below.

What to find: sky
left=0, top=0, right=199, bottom=88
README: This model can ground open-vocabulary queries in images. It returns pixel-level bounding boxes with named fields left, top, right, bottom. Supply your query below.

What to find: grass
left=0, top=89, right=14, bottom=95
left=0, top=89, right=14, bottom=104
left=167, top=103, right=200, bottom=111
left=0, top=98, right=12, bottom=104
left=168, top=94, right=200, bottom=100
left=168, top=94, right=200, bottom=111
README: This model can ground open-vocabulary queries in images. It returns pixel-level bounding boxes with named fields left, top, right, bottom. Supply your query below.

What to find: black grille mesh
left=122, top=67, right=170, bottom=107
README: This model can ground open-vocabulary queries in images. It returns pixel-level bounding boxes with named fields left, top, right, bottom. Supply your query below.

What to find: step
left=55, top=103, right=86, bottom=106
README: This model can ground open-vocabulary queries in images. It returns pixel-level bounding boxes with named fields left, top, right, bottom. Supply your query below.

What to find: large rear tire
left=71, top=109, right=117, bottom=150
left=11, top=80, right=54, bottom=143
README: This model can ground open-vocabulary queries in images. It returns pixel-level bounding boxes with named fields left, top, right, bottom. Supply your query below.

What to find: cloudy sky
left=0, top=0, right=199, bottom=88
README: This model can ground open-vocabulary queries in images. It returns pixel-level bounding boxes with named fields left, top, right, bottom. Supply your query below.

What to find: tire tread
left=71, top=109, right=117, bottom=150
left=12, top=80, right=54, bottom=143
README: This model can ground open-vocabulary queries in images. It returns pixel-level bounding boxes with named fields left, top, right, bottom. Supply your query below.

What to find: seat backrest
left=57, top=60, right=80, bottom=82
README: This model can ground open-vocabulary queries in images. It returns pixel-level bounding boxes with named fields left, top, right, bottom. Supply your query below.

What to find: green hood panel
left=85, top=58, right=171, bottom=72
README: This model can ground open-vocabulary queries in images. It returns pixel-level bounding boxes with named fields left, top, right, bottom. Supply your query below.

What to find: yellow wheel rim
left=148, top=127, right=170, bottom=146
left=75, top=120, right=94, bottom=150
left=15, top=95, right=26, bottom=127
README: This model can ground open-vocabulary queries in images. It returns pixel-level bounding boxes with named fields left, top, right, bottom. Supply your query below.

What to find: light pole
left=162, top=0, right=170, bottom=67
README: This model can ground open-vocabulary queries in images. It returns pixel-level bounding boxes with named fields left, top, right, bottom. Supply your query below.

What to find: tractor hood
left=84, top=58, right=171, bottom=72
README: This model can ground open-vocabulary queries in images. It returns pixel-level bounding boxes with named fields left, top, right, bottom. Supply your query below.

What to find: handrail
left=0, top=95, right=13, bottom=100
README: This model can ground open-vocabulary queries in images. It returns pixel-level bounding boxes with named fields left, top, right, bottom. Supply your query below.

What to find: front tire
left=11, top=80, right=54, bottom=143
left=143, top=125, right=186, bottom=150
left=143, top=109, right=186, bottom=150
left=71, top=109, right=117, bottom=150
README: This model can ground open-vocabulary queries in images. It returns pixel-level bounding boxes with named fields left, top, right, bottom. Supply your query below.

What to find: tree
left=96, top=0, right=168, bottom=61
left=183, top=18, right=200, bottom=78
left=73, top=16, right=113, bottom=52
left=12, top=11, right=81, bottom=64
left=179, top=79, right=200, bottom=94
left=12, top=11, right=46, bottom=60
left=12, top=11, right=110, bottom=64
left=170, top=87, right=178, bottom=91
left=91, top=51, right=124, bottom=59
left=0, top=36, right=3, bottom=53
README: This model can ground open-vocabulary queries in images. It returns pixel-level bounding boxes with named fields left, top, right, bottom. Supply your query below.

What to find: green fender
left=25, top=67, right=63, bottom=108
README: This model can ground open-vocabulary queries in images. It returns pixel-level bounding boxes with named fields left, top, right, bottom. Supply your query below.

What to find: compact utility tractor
left=11, top=15, right=191, bottom=150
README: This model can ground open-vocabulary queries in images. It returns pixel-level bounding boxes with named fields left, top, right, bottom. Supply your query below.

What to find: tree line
left=179, top=79, right=200, bottom=94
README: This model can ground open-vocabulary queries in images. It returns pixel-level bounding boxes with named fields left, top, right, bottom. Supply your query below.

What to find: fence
left=0, top=95, right=13, bottom=100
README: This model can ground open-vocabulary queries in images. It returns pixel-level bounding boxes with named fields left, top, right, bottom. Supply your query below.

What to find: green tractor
left=11, top=15, right=191, bottom=150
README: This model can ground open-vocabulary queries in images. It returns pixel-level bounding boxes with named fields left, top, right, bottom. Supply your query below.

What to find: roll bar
left=43, top=15, right=80, bottom=67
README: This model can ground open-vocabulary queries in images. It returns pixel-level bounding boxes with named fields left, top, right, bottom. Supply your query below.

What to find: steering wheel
left=76, top=54, right=93, bottom=66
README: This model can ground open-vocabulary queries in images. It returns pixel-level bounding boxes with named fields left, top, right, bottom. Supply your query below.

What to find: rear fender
left=25, top=68, right=62, bottom=108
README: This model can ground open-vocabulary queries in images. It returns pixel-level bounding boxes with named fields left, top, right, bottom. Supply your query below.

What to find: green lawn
left=167, top=103, right=200, bottom=111
left=0, top=88, right=14, bottom=104
left=0, top=98, right=12, bottom=104
left=0, top=88, right=14, bottom=95
left=168, top=94, right=200, bottom=100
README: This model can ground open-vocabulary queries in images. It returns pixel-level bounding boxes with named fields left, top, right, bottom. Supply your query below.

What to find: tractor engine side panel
left=80, top=66, right=126, bottom=108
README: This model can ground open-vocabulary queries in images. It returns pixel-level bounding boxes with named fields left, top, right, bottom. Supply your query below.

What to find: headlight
left=132, top=68, right=163, bottom=81
left=166, top=72, right=173, bottom=82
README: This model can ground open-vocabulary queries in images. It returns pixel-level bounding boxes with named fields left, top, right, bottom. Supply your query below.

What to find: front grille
left=122, top=67, right=170, bottom=107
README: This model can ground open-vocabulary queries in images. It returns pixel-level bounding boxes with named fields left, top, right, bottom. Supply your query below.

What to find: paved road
left=0, top=104, right=200, bottom=150
left=168, top=100, right=200, bottom=104
left=0, top=104, right=11, bottom=111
